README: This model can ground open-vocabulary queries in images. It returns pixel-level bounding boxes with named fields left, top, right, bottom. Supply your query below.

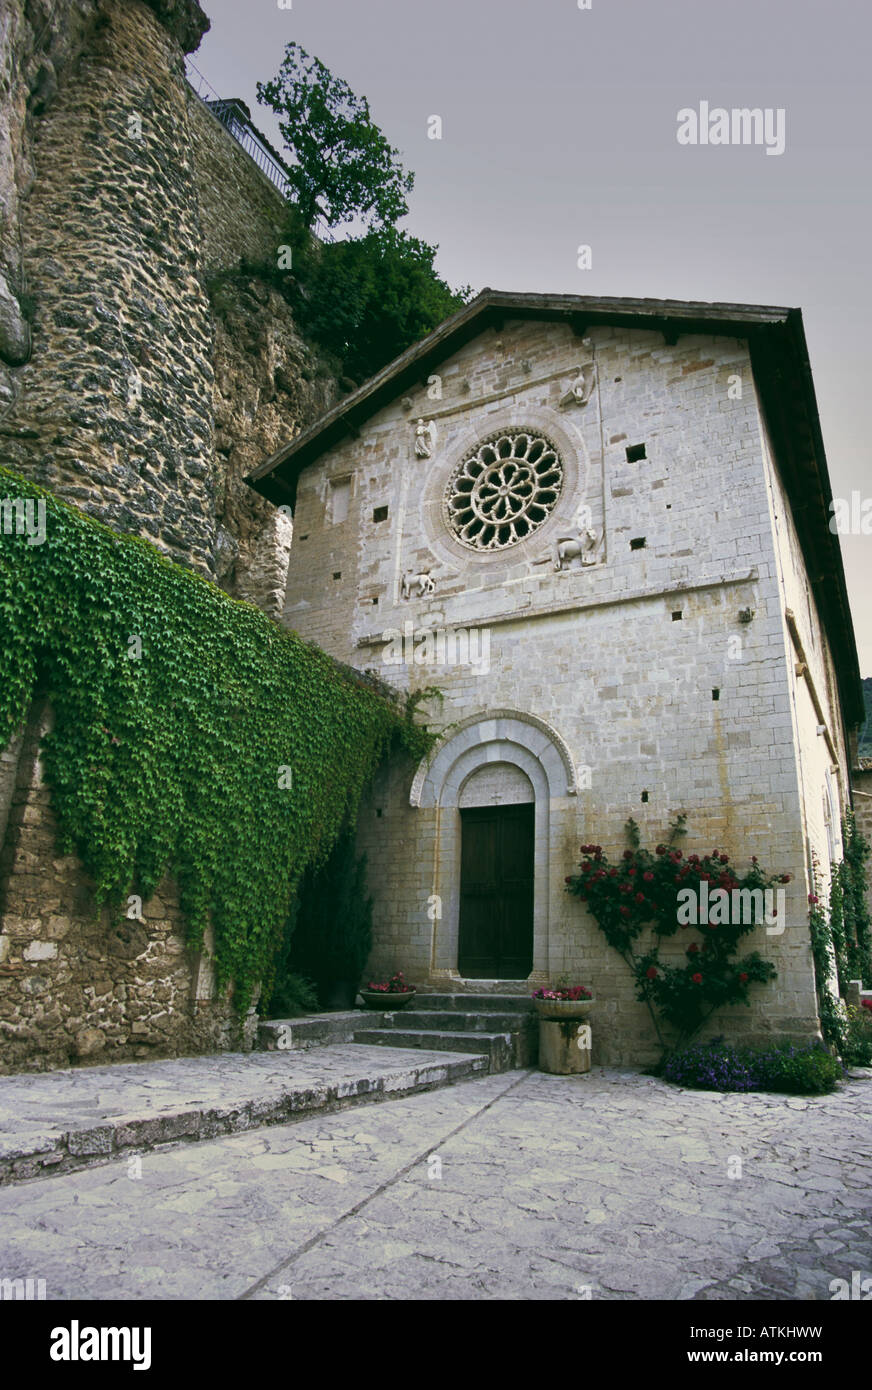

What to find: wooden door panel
left=458, top=804, right=534, bottom=978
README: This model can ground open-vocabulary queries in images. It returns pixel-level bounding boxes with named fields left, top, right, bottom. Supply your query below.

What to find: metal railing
left=185, top=59, right=292, bottom=197
left=184, top=58, right=335, bottom=243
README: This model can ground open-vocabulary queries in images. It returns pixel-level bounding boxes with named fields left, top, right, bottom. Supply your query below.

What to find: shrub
left=565, top=816, right=781, bottom=1051
left=263, top=971, right=319, bottom=1019
left=285, top=830, right=374, bottom=1000
left=841, top=1004, right=872, bottom=1067
left=663, top=1039, right=843, bottom=1095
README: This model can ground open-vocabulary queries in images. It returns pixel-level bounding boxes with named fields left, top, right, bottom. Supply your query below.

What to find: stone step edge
left=0, top=1051, right=490, bottom=1188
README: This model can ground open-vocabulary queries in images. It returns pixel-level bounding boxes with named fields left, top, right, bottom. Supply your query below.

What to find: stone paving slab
left=0, top=1066, right=869, bottom=1300
left=0, top=1044, right=489, bottom=1184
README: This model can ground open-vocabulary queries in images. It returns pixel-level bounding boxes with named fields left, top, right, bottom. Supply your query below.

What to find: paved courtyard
left=0, top=1065, right=870, bottom=1301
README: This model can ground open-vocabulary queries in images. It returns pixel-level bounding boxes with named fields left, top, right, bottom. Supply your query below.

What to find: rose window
left=444, top=430, right=563, bottom=550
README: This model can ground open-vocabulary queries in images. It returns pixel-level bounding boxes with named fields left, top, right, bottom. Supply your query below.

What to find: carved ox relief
left=401, top=570, right=437, bottom=600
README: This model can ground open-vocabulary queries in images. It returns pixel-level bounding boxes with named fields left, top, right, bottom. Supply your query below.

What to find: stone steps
left=0, top=1045, right=490, bottom=1186
left=378, top=1009, right=527, bottom=1033
left=354, top=1027, right=517, bottom=1071
left=353, top=993, right=538, bottom=1072
left=256, top=992, right=539, bottom=1075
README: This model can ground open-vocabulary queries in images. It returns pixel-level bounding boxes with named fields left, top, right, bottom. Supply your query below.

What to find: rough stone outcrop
left=210, top=274, right=338, bottom=611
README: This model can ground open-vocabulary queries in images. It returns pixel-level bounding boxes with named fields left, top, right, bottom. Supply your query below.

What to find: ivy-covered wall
left=0, top=470, right=428, bottom=1072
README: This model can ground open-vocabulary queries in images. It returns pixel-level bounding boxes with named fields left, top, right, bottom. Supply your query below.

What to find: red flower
left=739, top=973, right=749, bottom=983
left=862, top=999, right=872, bottom=1012
left=565, top=876, right=574, bottom=884
left=643, top=871, right=654, bottom=881
left=692, top=973, right=703, bottom=985
left=635, top=892, right=645, bottom=904
left=646, top=966, right=658, bottom=979
left=619, top=906, right=630, bottom=917
left=780, top=874, right=791, bottom=883
left=808, top=894, right=819, bottom=904
left=687, top=942, right=699, bottom=955
left=608, top=867, right=618, bottom=877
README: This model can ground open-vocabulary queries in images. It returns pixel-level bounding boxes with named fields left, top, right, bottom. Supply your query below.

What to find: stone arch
left=410, top=709, right=578, bottom=807
left=410, top=710, right=575, bottom=982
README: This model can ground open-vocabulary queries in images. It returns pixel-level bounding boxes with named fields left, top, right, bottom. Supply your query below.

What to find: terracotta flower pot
left=533, top=996, right=594, bottom=1021
left=360, top=989, right=417, bottom=1010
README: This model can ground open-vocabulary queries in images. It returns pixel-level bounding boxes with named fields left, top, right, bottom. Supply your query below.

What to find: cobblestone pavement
left=0, top=1067, right=869, bottom=1301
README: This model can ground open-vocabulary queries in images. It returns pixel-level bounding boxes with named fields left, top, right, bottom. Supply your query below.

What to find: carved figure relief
left=414, top=418, right=437, bottom=458
left=401, top=570, right=437, bottom=600
left=532, top=525, right=602, bottom=572
left=559, top=362, right=597, bottom=409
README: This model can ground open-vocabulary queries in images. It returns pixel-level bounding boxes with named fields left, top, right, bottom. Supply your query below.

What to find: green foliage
left=294, top=227, right=472, bottom=384
left=841, top=1003, right=872, bottom=1067
left=858, top=677, right=872, bottom=757
left=663, top=1039, right=843, bottom=1095
left=837, top=810, right=872, bottom=982
left=565, top=816, right=780, bottom=1051
left=256, top=43, right=414, bottom=234
left=0, top=468, right=432, bottom=1011
left=263, top=970, right=320, bottom=1020
left=283, top=830, right=374, bottom=996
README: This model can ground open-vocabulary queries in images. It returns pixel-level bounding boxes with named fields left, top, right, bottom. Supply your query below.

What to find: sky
left=194, top=0, right=871, bottom=677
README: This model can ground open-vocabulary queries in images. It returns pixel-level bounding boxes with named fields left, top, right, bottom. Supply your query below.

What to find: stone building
left=249, top=292, right=866, bottom=1064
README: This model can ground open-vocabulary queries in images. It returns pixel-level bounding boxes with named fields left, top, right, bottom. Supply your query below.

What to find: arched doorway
left=458, top=763, right=535, bottom=978
left=409, top=710, right=578, bottom=983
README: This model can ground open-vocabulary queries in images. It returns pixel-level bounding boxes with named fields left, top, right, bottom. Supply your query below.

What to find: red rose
left=646, top=967, right=658, bottom=979
left=620, top=906, right=630, bottom=917
left=781, top=874, right=791, bottom=883
left=643, top=871, right=654, bottom=881
left=565, top=876, right=573, bottom=884
left=808, top=894, right=818, bottom=904
left=635, top=892, right=645, bottom=904
left=687, top=943, right=699, bottom=955
left=739, top=973, right=749, bottom=983
left=692, top=973, right=703, bottom=985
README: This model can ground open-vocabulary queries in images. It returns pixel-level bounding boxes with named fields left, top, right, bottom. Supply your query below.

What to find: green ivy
left=838, top=811, right=872, bottom=983
left=0, top=467, right=432, bottom=1011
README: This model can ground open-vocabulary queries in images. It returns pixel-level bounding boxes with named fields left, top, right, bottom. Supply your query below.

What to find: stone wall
left=0, top=0, right=337, bottom=610
left=0, top=0, right=337, bottom=1071
left=282, top=317, right=851, bottom=1063
left=0, top=702, right=248, bottom=1074
left=185, top=92, right=287, bottom=275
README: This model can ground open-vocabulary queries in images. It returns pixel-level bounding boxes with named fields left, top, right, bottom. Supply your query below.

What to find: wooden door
left=458, top=803, right=534, bottom=978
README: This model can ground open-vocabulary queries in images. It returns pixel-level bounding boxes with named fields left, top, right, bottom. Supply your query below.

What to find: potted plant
left=360, top=971, right=417, bottom=1009
left=532, top=983, right=594, bottom=1020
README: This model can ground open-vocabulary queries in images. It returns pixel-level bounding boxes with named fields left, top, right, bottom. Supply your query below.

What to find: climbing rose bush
left=565, top=816, right=783, bottom=1051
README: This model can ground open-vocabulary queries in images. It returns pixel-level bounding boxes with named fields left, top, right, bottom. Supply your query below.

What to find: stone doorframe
left=410, top=711, right=577, bottom=984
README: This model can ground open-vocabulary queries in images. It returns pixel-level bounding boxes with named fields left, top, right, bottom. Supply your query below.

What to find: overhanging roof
left=245, top=290, right=864, bottom=727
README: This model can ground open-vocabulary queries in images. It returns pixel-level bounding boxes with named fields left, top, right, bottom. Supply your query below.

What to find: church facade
left=249, top=292, right=865, bottom=1064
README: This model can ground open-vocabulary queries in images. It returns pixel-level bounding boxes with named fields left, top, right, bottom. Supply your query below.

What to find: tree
left=298, top=226, right=472, bottom=383
left=257, top=43, right=414, bottom=234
